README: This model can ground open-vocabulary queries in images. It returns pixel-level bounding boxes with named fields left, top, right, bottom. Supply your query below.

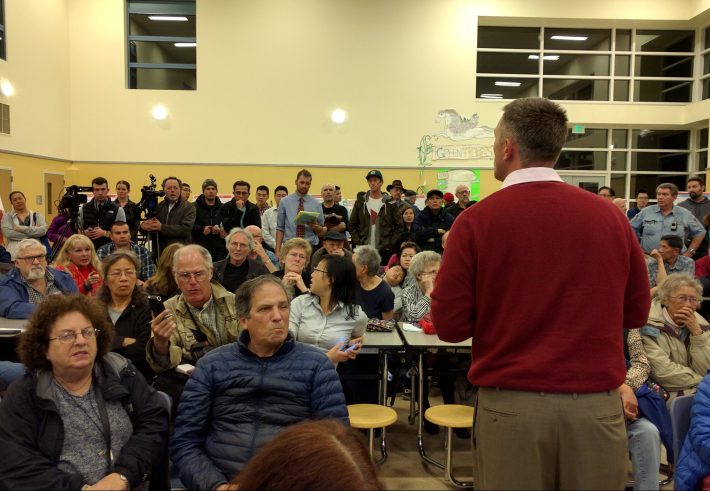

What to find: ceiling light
left=480, top=94, right=503, bottom=99
left=174, top=42, right=196, bottom=48
left=152, top=104, right=168, bottom=120
left=550, top=35, right=588, bottom=41
left=0, top=80, right=14, bottom=97
left=331, top=108, right=347, bottom=124
left=148, top=16, right=188, bottom=21
left=528, top=55, right=560, bottom=61
left=495, top=81, right=521, bottom=87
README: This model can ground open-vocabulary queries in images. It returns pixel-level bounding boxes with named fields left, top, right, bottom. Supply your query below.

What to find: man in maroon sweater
left=431, top=97, right=651, bottom=490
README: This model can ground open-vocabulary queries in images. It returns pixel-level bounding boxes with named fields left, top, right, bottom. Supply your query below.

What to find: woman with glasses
left=0, top=294, right=169, bottom=490
left=289, top=254, right=366, bottom=365
left=53, top=234, right=103, bottom=296
left=273, top=238, right=312, bottom=300
left=641, top=273, right=710, bottom=402
left=97, top=251, right=153, bottom=381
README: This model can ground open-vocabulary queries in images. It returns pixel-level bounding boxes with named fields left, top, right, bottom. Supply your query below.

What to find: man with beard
left=678, top=176, right=710, bottom=258
left=275, top=169, right=325, bottom=258
left=0, top=238, right=77, bottom=318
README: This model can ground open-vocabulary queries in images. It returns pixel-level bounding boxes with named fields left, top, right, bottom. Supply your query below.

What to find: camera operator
left=80, top=177, right=125, bottom=250
left=140, top=176, right=196, bottom=259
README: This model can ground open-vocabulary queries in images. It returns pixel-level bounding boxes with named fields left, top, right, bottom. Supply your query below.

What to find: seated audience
left=1, top=191, right=48, bottom=259
left=244, top=224, right=280, bottom=271
left=96, top=221, right=156, bottom=284
left=273, top=238, right=312, bottom=300
left=144, top=242, right=182, bottom=300
left=676, top=370, right=710, bottom=490
left=414, top=189, right=454, bottom=254
left=391, top=241, right=421, bottom=289
left=641, top=273, right=710, bottom=400
left=0, top=238, right=77, bottom=319
left=170, top=276, right=348, bottom=491
left=0, top=361, right=25, bottom=387
left=352, top=245, right=394, bottom=320
left=648, top=234, right=695, bottom=293
left=97, top=251, right=153, bottom=381
left=289, top=254, right=366, bottom=364
left=213, top=228, right=270, bottom=292
left=0, top=294, right=169, bottom=490
left=53, top=234, right=104, bottom=296
left=147, top=245, right=239, bottom=406
left=46, top=206, right=73, bottom=249
left=232, top=420, right=385, bottom=491
left=310, top=230, right=353, bottom=268
left=382, top=264, right=405, bottom=315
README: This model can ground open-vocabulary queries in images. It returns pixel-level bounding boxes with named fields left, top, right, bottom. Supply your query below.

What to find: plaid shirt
left=186, top=296, right=220, bottom=344
left=24, top=269, right=63, bottom=304
left=96, top=242, right=156, bottom=281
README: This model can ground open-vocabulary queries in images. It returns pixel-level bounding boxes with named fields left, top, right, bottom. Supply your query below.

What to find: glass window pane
left=129, top=67, right=196, bottom=90
left=704, top=78, right=710, bottom=100
left=543, top=79, right=609, bottom=101
left=543, top=54, right=610, bottom=76
left=630, top=174, right=688, bottom=199
left=633, top=80, right=692, bottom=102
left=476, top=77, right=539, bottom=99
left=615, top=55, right=630, bottom=76
left=544, top=28, right=611, bottom=51
left=565, top=128, right=608, bottom=148
left=556, top=151, right=607, bottom=170
left=700, top=128, right=709, bottom=149
left=698, top=151, right=708, bottom=170
left=631, top=129, right=689, bottom=149
left=631, top=152, right=688, bottom=172
left=612, top=130, right=628, bottom=149
left=477, top=26, right=539, bottom=49
left=610, top=174, right=627, bottom=198
left=477, top=52, right=539, bottom=74
left=704, top=53, right=710, bottom=75
left=706, top=27, right=710, bottom=50
left=613, top=80, right=630, bottom=101
left=129, top=13, right=196, bottom=37
left=616, top=30, right=631, bottom=51
left=129, top=41, right=195, bottom=65
left=635, top=55, right=693, bottom=77
left=610, top=151, right=628, bottom=171
left=635, top=30, right=694, bottom=52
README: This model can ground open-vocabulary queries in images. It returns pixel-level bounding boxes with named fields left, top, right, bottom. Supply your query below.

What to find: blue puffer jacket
left=0, top=267, right=77, bottom=319
left=676, top=371, right=710, bottom=490
left=170, top=331, right=349, bottom=491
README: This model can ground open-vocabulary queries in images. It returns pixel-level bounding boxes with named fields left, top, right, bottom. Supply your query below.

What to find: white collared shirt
left=501, top=167, right=563, bottom=189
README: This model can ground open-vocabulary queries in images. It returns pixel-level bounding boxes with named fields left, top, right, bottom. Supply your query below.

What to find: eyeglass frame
left=670, top=295, right=701, bottom=305
left=313, top=267, right=328, bottom=275
left=175, top=270, right=211, bottom=283
left=48, top=327, right=100, bottom=344
left=16, top=254, right=47, bottom=263
left=106, top=269, right=137, bottom=278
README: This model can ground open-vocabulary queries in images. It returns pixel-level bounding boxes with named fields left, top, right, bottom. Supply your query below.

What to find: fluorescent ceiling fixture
left=480, top=94, right=503, bottom=99
left=0, top=80, right=14, bottom=97
left=528, top=55, right=560, bottom=61
left=495, top=81, right=521, bottom=87
left=152, top=104, right=169, bottom=120
left=174, top=42, right=196, bottom=48
left=550, top=35, right=588, bottom=41
left=148, top=15, right=188, bottom=21
left=331, top=108, right=347, bottom=124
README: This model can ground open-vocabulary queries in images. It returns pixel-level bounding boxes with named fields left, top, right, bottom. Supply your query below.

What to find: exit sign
left=572, top=124, right=585, bottom=134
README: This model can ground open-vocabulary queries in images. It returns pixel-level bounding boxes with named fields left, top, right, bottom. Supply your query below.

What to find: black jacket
left=119, top=200, right=142, bottom=238
left=219, top=199, right=261, bottom=233
left=0, top=353, right=169, bottom=490
left=213, top=257, right=270, bottom=292
left=192, top=195, right=226, bottom=261
left=110, top=301, right=154, bottom=381
left=153, top=198, right=196, bottom=255
left=82, top=198, right=121, bottom=249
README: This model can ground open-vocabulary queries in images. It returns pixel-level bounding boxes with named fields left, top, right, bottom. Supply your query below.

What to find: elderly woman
left=273, top=238, right=312, bottom=299
left=1, top=190, right=48, bottom=259
left=641, top=273, right=710, bottom=400
left=0, top=294, right=168, bottom=490
left=290, top=254, right=366, bottom=365
left=144, top=242, right=182, bottom=300
left=53, top=234, right=103, bottom=296
left=352, top=245, right=394, bottom=320
left=97, top=251, right=153, bottom=381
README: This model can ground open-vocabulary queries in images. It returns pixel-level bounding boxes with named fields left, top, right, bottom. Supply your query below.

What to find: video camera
left=137, top=174, right=165, bottom=219
left=59, top=185, right=92, bottom=216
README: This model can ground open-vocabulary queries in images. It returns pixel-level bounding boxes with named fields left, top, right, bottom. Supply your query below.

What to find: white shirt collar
left=501, top=167, right=563, bottom=189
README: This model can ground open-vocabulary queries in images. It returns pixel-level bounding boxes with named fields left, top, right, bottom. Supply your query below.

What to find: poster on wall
left=436, top=169, right=481, bottom=201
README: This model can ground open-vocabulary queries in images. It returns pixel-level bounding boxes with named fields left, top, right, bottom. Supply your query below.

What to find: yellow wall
left=0, top=152, right=68, bottom=211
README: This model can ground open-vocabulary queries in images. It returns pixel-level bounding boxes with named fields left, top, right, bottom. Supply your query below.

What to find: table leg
left=378, top=350, right=389, bottom=464
left=417, top=351, right=444, bottom=469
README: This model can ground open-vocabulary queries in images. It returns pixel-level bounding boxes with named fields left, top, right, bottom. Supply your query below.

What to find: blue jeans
left=627, top=417, right=661, bottom=491
left=0, top=361, right=26, bottom=386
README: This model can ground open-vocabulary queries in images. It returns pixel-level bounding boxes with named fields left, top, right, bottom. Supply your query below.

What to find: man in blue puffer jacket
left=170, top=276, right=349, bottom=491
left=676, top=370, right=710, bottom=490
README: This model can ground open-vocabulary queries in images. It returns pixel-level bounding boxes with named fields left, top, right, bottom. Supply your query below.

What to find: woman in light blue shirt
left=289, top=254, right=366, bottom=364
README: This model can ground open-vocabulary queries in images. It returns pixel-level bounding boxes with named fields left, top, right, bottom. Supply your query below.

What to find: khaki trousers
left=473, top=387, right=627, bottom=490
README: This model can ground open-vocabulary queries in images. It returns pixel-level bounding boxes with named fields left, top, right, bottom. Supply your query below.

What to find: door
left=44, top=173, right=65, bottom=224
left=0, top=168, right=12, bottom=211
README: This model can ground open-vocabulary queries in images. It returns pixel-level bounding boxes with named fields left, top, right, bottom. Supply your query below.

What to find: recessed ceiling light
left=152, top=104, right=169, bottom=120
left=495, top=81, right=521, bottom=87
left=331, top=108, right=347, bottom=124
left=174, top=42, right=196, bottom=48
left=1, top=80, right=14, bottom=97
left=550, top=35, right=588, bottom=41
left=529, top=55, right=560, bottom=61
left=480, top=94, right=503, bottom=99
left=148, top=16, right=188, bottom=21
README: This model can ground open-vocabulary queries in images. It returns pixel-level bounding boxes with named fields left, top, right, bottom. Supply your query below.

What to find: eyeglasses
left=49, top=327, right=100, bottom=344
left=670, top=295, right=701, bottom=305
left=107, top=270, right=137, bottom=278
left=17, top=254, right=46, bottom=263
left=313, top=268, right=328, bottom=275
left=176, top=270, right=210, bottom=283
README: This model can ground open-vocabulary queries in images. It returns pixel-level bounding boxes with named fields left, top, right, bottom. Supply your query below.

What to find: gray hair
left=234, top=275, right=288, bottom=319
left=225, top=227, right=255, bottom=252
left=172, top=244, right=213, bottom=273
left=352, top=246, right=381, bottom=276
left=657, top=273, right=702, bottom=306
left=656, top=182, right=679, bottom=197
left=321, top=183, right=335, bottom=192
left=13, top=238, right=45, bottom=261
left=409, top=251, right=441, bottom=278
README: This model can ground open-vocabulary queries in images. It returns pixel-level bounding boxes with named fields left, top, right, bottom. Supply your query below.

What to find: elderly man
left=244, top=224, right=279, bottom=272
left=631, top=183, right=705, bottom=256
left=147, top=244, right=239, bottom=404
left=310, top=230, right=353, bottom=268
left=0, top=238, right=77, bottom=319
left=447, top=184, right=476, bottom=219
left=432, top=97, right=650, bottom=489
left=321, top=183, right=348, bottom=233
left=648, top=234, right=695, bottom=291
left=96, top=221, right=155, bottom=283
left=213, top=228, right=270, bottom=292
left=414, top=189, right=454, bottom=253
left=170, top=275, right=348, bottom=491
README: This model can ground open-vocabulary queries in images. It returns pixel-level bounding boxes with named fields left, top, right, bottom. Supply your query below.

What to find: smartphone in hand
left=147, top=295, right=165, bottom=317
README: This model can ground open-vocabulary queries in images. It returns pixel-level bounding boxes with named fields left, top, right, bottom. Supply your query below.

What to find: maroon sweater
left=431, top=181, right=650, bottom=393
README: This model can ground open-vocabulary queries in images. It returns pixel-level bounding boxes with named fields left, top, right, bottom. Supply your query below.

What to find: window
left=126, top=1, right=196, bottom=90
left=0, top=103, right=9, bottom=134
left=0, top=0, right=6, bottom=60
left=476, top=26, right=696, bottom=102
left=702, top=26, right=710, bottom=99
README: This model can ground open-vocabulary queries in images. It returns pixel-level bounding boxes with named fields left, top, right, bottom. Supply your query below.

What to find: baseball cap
left=365, top=170, right=383, bottom=180
left=426, top=189, right=444, bottom=199
left=443, top=192, right=455, bottom=202
left=404, top=189, right=417, bottom=198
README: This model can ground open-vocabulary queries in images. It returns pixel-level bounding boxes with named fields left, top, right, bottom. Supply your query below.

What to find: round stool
left=424, top=404, right=475, bottom=488
left=348, top=404, right=398, bottom=463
